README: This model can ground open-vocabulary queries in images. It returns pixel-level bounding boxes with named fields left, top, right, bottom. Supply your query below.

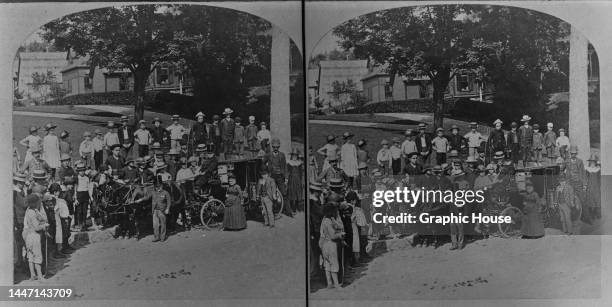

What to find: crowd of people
left=13, top=108, right=304, bottom=282
left=309, top=115, right=601, bottom=289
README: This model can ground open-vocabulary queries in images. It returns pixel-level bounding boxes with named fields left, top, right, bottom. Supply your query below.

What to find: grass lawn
left=309, top=123, right=409, bottom=171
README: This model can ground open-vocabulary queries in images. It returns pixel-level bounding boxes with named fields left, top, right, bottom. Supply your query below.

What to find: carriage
left=481, top=164, right=573, bottom=238
left=181, top=157, right=284, bottom=230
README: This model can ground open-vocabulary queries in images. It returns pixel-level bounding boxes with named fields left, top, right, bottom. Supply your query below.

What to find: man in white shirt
left=103, top=121, right=120, bottom=162
left=166, top=115, right=186, bottom=151
left=401, top=129, right=418, bottom=170
left=134, top=120, right=152, bottom=157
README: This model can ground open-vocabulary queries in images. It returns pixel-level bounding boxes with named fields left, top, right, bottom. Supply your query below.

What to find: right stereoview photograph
left=307, top=4, right=602, bottom=300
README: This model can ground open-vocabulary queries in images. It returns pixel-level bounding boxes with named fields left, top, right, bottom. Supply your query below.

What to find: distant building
left=361, top=63, right=495, bottom=104
left=61, top=56, right=193, bottom=97
left=310, top=60, right=369, bottom=108
left=13, top=51, right=68, bottom=100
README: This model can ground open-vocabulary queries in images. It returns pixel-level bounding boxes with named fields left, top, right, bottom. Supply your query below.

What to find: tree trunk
left=432, top=75, right=450, bottom=129
left=133, top=68, right=148, bottom=123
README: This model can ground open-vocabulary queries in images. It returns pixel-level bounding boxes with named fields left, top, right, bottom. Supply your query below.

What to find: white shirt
left=401, top=139, right=417, bottom=156
left=134, top=129, right=152, bottom=145
left=257, top=129, right=271, bottom=142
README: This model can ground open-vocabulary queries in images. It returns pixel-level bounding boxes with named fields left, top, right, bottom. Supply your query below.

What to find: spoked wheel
left=273, top=188, right=284, bottom=220
left=200, top=198, right=225, bottom=230
left=498, top=206, right=524, bottom=238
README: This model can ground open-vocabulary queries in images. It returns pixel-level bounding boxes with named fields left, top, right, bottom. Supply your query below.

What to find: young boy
left=556, top=128, right=570, bottom=160
left=93, top=129, right=104, bottom=171
left=233, top=116, right=246, bottom=159
left=166, top=115, right=186, bottom=152
left=134, top=120, right=152, bottom=157
left=532, top=124, right=544, bottom=166
left=79, top=131, right=94, bottom=169
left=220, top=108, right=236, bottom=159
left=464, top=122, right=484, bottom=160
left=376, top=140, right=392, bottom=175
left=507, top=122, right=520, bottom=166
left=245, top=116, right=258, bottom=158
left=543, top=122, right=557, bottom=165
left=257, top=122, right=271, bottom=154
left=432, top=127, right=449, bottom=165
left=20, top=126, right=42, bottom=165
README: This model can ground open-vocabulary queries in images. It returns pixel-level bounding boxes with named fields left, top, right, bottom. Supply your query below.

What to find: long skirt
left=223, top=204, right=246, bottom=230
left=319, top=239, right=339, bottom=273
left=23, top=232, right=42, bottom=264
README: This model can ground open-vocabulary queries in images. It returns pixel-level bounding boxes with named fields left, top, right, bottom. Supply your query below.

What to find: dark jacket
left=118, top=125, right=134, bottom=147
left=263, top=151, right=287, bottom=177
left=488, top=129, right=506, bottom=152
left=415, top=133, right=432, bottom=154
left=447, top=134, right=466, bottom=152
left=151, top=126, right=170, bottom=147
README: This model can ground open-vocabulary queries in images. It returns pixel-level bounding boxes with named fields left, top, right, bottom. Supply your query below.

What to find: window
left=418, top=82, right=428, bottom=98
left=157, top=67, right=169, bottom=85
left=384, top=82, right=393, bottom=99
left=119, top=74, right=130, bottom=91
left=456, top=74, right=471, bottom=92
left=84, top=76, right=92, bottom=89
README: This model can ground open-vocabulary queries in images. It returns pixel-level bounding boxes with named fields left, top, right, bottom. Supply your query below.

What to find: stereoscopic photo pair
left=4, top=1, right=609, bottom=306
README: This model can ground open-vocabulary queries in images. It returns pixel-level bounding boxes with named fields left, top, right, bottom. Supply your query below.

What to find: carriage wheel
left=200, top=198, right=224, bottom=230
left=498, top=206, right=524, bottom=238
left=273, top=188, right=284, bottom=220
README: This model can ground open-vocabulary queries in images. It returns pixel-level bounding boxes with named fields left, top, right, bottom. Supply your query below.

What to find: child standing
left=79, top=131, right=95, bottom=169
left=432, top=127, right=449, bottom=165
left=464, top=122, right=484, bottom=160
left=376, top=140, right=392, bottom=175
left=134, top=120, right=152, bottom=157
left=245, top=116, right=259, bottom=158
left=233, top=117, right=246, bottom=159
left=23, top=194, right=48, bottom=281
left=518, top=115, right=533, bottom=166
left=59, top=130, right=72, bottom=157
left=543, top=122, right=557, bottom=165
left=556, top=128, right=570, bottom=160
left=20, top=126, right=42, bottom=165
left=317, top=135, right=339, bottom=173
left=532, top=124, right=544, bottom=166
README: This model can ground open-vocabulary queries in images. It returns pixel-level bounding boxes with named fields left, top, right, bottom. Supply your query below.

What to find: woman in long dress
left=20, top=126, right=42, bottom=165
left=23, top=194, right=48, bottom=281
left=223, top=173, right=246, bottom=230
left=42, top=124, right=61, bottom=177
left=287, top=149, right=304, bottom=213
left=340, top=132, right=359, bottom=189
left=520, top=182, right=545, bottom=239
left=319, top=204, right=345, bottom=289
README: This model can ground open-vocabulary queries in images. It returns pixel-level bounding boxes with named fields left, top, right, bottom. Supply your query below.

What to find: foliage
left=333, top=5, right=571, bottom=127
left=309, top=48, right=357, bottom=66
left=30, top=70, right=61, bottom=104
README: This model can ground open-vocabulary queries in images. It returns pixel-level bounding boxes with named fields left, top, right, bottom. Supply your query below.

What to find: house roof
left=361, top=64, right=430, bottom=82
left=19, top=52, right=67, bottom=60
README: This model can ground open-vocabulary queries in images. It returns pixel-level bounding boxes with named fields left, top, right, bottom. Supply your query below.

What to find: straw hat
left=326, top=135, right=336, bottom=142
left=32, top=169, right=48, bottom=180
left=60, top=154, right=71, bottom=161
left=120, top=115, right=129, bottom=122
left=195, top=112, right=205, bottom=119
left=195, top=144, right=207, bottom=152
left=309, top=181, right=323, bottom=191
left=222, top=108, right=233, bottom=115
left=494, top=151, right=505, bottom=160
left=44, top=123, right=57, bottom=131
left=520, top=115, right=531, bottom=122
left=171, top=114, right=180, bottom=120
left=342, top=131, right=354, bottom=139
left=493, top=119, right=503, bottom=126
left=328, top=177, right=344, bottom=188
left=60, top=130, right=69, bottom=138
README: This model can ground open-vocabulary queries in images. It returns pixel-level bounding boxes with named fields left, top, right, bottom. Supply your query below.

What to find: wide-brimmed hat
left=465, top=156, right=478, bottom=164
left=309, top=181, right=323, bottom=191
left=418, top=123, right=427, bottom=129
left=448, top=150, right=459, bottom=158
left=124, top=158, right=135, bottom=166
left=569, top=145, right=578, bottom=154
left=391, top=137, right=400, bottom=143
left=171, top=114, right=180, bottom=121
left=195, top=144, right=207, bottom=152
left=167, top=148, right=180, bottom=156
left=222, top=108, right=233, bottom=115
left=342, top=131, right=354, bottom=139
left=120, top=115, right=128, bottom=122
left=520, top=115, right=531, bottom=122
left=587, top=153, right=599, bottom=162
left=469, top=122, right=478, bottom=128
left=494, top=151, right=505, bottom=160
left=29, top=126, right=38, bottom=133
left=406, top=152, right=419, bottom=159
left=195, top=112, right=205, bottom=119
left=60, top=130, right=69, bottom=138
left=493, top=119, right=503, bottom=126
left=109, top=144, right=122, bottom=151
left=449, top=125, right=459, bottom=131
left=83, top=131, right=92, bottom=137
left=32, top=169, right=48, bottom=179
left=60, top=154, right=71, bottom=161
left=432, top=165, right=443, bottom=173
left=44, top=123, right=57, bottom=131
left=328, top=177, right=344, bottom=188
left=326, top=135, right=336, bottom=142
left=138, top=120, right=146, bottom=125
left=13, top=173, right=27, bottom=183
left=357, top=162, right=368, bottom=170
left=151, top=142, right=162, bottom=150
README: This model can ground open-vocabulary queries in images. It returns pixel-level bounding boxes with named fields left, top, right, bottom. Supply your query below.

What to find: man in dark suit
left=262, top=138, right=288, bottom=216
left=415, top=123, right=432, bottom=165
left=517, top=115, right=533, bottom=166
left=118, top=116, right=134, bottom=159
left=151, top=117, right=170, bottom=148
left=220, top=108, right=235, bottom=159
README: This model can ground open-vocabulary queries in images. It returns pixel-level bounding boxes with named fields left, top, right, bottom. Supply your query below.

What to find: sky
left=310, top=31, right=343, bottom=57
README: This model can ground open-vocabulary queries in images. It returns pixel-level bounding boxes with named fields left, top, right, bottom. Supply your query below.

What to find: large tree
left=333, top=5, right=569, bottom=127
left=42, top=5, right=177, bottom=122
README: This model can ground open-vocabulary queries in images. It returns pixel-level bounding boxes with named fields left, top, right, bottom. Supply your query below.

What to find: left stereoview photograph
left=10, top=3, right=305, bottom=301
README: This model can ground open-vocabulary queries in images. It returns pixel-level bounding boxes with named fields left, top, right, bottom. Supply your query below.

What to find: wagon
left=182, top=157, right=284, bottom=230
